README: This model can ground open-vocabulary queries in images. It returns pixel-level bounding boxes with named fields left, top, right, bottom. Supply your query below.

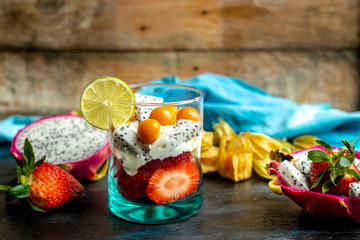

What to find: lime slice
left=80, top=77, right=135, bottom=130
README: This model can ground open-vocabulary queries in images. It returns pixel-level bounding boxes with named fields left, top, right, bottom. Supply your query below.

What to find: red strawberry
left=310, top=162, right=330, bottom=193
left=311, top=161, right=360, bottom=196
left=28, top=162, right=84, bottom=210
left=308, top=139, right=360, bottom=197
left=116, top=159, right=161, bottom=200
left=116, top=151, right=192, bottom=201
left=161, top=152, right=193, bottom=168
left=327, top=173, right=358, bottom=196
left=146, top=161, right=200, bottom=205
left=0, top=139, right=84, bottom=211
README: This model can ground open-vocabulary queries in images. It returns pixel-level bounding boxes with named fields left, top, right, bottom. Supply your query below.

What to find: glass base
left=108, top=176, right=203, bottom=224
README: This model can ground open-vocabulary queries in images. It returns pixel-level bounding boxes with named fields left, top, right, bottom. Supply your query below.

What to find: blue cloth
left=150, top=73, right=360, bottom=148
left=0, top=115, right=41, bottom=142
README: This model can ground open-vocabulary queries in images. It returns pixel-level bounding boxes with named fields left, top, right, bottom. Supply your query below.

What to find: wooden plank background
left=0, top=0, right=359, bottom=118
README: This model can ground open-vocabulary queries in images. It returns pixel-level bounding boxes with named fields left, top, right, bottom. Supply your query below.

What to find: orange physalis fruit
left=164, top=106, right=179, bottom=114
left=137, top=119, right=161, bottom=144
left=149, top=107, right=177, bottom=126
left=177, top=107, right=200, bottom=122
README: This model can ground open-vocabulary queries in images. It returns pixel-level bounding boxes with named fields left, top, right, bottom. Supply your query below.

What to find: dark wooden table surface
left=1, top=142, right=360, bottom=240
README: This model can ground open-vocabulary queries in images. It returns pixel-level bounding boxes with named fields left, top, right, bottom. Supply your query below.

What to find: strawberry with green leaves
left=308, top=139, right=360, bottom=196
left=0, top=139, right=84, bottom=212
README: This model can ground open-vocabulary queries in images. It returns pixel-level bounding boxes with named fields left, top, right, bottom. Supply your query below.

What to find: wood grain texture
left=0, top=50, right=358, bottom=119
left=0, top=51, right=177, bottom=117
left=0, top=0, right=358, bottom=50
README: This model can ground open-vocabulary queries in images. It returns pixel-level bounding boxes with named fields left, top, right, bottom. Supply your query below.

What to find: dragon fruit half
left=10, top=112, right=111, bottom=180
left=273, top=145, right=360, bottom=220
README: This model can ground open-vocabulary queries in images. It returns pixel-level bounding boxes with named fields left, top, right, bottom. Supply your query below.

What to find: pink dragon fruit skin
left=10, top=113, right=111, bottom=180
left=277, top=146, right=360, bottom=220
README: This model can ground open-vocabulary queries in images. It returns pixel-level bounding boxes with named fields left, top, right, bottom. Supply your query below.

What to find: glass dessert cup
left=108, top=84, right=204, bottom=224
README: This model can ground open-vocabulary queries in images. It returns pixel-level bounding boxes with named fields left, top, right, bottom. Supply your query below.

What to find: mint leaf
left=322, top=179, right=335, bottom=193
left=330, top=169, right=341, bottom=185
left=308, top=150, right=332, bottom=163
left=315, top=139, right=334, bottom=155
left=334, top=174, right=345, bottom=185
left=336, top=157, right=351, bottom=168
left=348, top=155, right=355, bottom=164
left=311, top=167, right=330, bottom=189
left=347, top=169, right=360, bottom=181
left=7, top=184, right=30, bottom=199
left=336, top=147, right=347, bottom=158
left=342, top=139, right=355, bottom=157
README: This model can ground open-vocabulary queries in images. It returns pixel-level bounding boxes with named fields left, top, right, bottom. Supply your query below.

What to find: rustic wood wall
left=0, top=0, right=359, bottom=118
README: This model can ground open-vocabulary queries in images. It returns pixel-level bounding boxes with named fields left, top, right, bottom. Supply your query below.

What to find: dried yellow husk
left=247, top=132, right=282, bottom=179
left=213, top=119, right=237, bottom=146
left=201, top=130, right=214, bottom=149
left=217, top=137, right=228, bottom=177
left=202, top=119, right=317, bottom=182
left=279, top=137, right=298, bottom=153
left=247, top=132, right=282, bottom=161
left=217, top=133, right=253, bottom=182
left=233, top=145, right=253, bottom=181
left=292, top=135, right=319, bottom=150
left=200, top=146, right=219, bottom=173
left=252, top=154, right=276, bottom=180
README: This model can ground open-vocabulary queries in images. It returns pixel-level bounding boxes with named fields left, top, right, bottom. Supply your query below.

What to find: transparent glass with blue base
left=108, top=84, right=204, bottom=224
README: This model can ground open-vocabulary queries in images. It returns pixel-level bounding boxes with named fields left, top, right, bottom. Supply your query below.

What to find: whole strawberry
left=308, top=139, right=360, bottom=196
left=0, top=138, right=84, bottom=212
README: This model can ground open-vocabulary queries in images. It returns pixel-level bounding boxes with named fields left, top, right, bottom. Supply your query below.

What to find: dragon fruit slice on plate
left=272, top=146, right=360, bottom=220
left=10, top=112, right=111, bottom=180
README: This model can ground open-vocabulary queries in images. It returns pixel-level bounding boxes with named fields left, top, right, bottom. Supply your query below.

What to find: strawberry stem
left=0, top=185, right=12, bottom=191
left=0, top=138, right=47, bottom=212
left=308, top=138, right=359, bottom=193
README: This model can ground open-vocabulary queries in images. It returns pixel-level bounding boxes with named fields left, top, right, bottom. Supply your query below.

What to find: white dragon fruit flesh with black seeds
left=10, top=113, right=111, bottom=180
left=353, top=158, right=360, bottom=172
left=134, top=93, right=163, bottom=104
left=349, top=182, right=360, bottom=197
left=278, top=160, right=309, bottom=190
left=112, top=122, right=150, bottom=176
left=293, top=150, right=312, bottom=179
left=149, top=119, right=201, bottom=159
left=133, top=93, right=163, bottom=121
left=112, top=124, right=149, bottom=157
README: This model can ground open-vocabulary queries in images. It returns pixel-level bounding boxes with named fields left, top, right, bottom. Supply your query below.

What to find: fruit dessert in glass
left=107, top=84, right=204, bottom=223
